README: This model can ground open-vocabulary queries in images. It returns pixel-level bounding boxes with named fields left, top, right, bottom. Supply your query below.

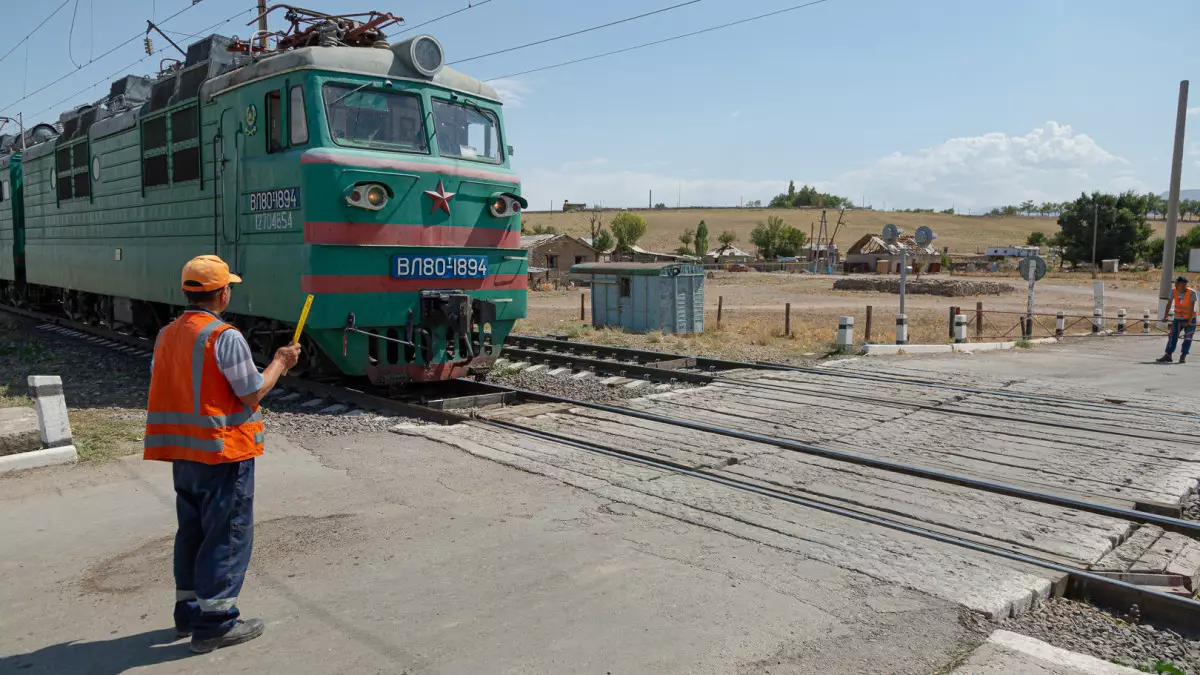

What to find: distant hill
left=1159, top=189, right=1200, bottom=200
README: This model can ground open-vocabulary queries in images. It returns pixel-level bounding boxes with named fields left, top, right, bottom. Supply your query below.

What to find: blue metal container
left=571, top=262, right=704, bottom=334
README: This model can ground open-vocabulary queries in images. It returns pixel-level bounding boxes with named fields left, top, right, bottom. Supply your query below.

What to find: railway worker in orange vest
left=144, top=254, right=301, bottom=653
left=1158, top=275, right=1197, bottom=364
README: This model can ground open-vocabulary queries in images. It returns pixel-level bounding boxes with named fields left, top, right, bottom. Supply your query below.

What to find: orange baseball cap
left=181, top=255, right=242, bottom=292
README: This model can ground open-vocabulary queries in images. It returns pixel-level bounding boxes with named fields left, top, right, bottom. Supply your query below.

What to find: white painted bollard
left=0, top=375, right=81, bottom=473
left=1117, top=309, right=1126, bottom=334
left=1143, top=310, right=1151, bottom=334
left=836, top=316, right=854, bottom=351
left=1055, top=310, right=1065, bottom=337
left=895, top=314, right=908, bottom=345
left=953, top=314, right=967, bottom=343
left=1091, top=308, right=1103, bottom=334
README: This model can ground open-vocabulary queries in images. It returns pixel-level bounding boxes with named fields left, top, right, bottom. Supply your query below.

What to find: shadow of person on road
left=0, top=628, right=192, bottom=674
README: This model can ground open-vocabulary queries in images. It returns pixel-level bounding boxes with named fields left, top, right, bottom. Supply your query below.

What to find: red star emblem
left=424, top=179, right=456, bottom=215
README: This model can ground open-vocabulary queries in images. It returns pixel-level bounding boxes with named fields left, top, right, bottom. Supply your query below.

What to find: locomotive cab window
left=323, top=83, right=427, bottom=153
left=432, top=99, right=501, bottom=163
left=266, top=91, right=284, bottom=154
left=289, top=85, right=308, bottom=146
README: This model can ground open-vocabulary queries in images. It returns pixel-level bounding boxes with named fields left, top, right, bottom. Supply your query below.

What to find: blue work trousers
left=1166, top=318, right=1197, bottom=356
left=171, top=459, right=255, bottom=640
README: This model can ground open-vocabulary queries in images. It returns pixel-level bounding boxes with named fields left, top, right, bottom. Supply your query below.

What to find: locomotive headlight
left=489, top=191, right=528, bottom=218
left=366, top=185, right=388, bottom=208
left=346, top=182, right=390, bottom=211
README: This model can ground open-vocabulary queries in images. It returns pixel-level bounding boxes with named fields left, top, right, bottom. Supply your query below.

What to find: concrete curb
left=0, top=445, right=78, bottom=474
left=862, top=337, right=1058, bottom=356
left=952, top=630, right=1141, bottom=674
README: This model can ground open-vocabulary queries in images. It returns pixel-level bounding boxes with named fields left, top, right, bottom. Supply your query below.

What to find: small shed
left=703, top=245, right=754, bottom=265
left=570, top=262, right=704, bottom=334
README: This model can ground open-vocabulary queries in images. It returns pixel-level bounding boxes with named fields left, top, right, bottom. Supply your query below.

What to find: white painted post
left=1143, top=309, right=1151, bottom=334
left=1117, top=309, right=1127, bottom=334
left=1055, top=310, right=1065, bottom=337
left=836, top=316, right=855, bottom=351
left=1092, top=308, right=1103, bottom=334
left=895, top=314, right=908, bottom=345
left=27, top=375, right=77, bottom=465
left=953, top=313, right=967, bottom=343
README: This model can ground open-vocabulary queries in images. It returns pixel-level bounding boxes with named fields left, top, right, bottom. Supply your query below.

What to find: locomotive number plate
left=391, top=255, right=488, bottom=280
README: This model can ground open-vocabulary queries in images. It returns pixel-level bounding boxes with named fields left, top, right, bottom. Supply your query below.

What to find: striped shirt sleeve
left=213, top=329, right=265, bottom=398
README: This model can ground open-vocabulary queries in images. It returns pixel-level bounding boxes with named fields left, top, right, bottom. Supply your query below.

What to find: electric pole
left=257, top=0, right=269, bottom=50
left=1158, top=80, right=1190, bottom=320
left=1091, top=200, right=1098, bottom=278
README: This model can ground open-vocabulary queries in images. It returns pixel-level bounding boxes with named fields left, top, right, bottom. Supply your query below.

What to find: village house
left=843, top=233, right=940, bottom=274
left=521, top=234, right=600, bottom=285
left=703, top=244, right=754, bottom=265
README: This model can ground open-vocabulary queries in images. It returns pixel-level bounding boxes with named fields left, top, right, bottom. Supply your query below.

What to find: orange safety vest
left=1174, top=288, right=1197, bottom=321
left=144, top=311, right=264, bottom=464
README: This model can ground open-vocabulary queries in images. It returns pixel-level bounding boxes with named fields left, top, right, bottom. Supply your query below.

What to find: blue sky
left=2, top=0, right=1196, bottom=210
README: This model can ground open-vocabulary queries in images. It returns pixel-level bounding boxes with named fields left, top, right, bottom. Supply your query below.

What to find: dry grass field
left=522, top=207, right=1181, bottom=256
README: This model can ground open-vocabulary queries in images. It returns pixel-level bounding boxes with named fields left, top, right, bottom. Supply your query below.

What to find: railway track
left=6, top=305, right=1200, bottom=631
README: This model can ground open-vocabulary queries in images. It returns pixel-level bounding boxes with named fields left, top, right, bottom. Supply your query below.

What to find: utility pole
left=1091, top=200, right=1098, bottom=278
left=648, top=190, right=651, bottom=209
left=1158, top=80, right=1190, bottom=321
left=257, top=0, right=269, bottom=50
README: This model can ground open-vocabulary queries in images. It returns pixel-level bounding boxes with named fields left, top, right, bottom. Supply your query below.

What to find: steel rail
left=481, top=381, right=1200, bottom=537
left=500, top=346, right=714, bottom=384
left=482, top=417, right=1200, bottom=630
left=706, top=375, right=1200, bottom=446
left=508, top=334, right=1198, bottom=420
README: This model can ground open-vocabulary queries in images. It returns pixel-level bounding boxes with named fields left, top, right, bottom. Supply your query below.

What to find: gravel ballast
left=1001, top=598, right=1200, bottom=673
left=489, top=367, right=697, bottom=403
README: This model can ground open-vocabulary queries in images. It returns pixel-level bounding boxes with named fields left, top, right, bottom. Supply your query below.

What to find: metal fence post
left=580, top=292, right=585, bottom=321
left=948, top=306, right=958, bottom=339
left=717, top=296, right=723, bottom=326
left=865, top=305, right=873, bottom=343
left=785, top=303, right=791, bottom=337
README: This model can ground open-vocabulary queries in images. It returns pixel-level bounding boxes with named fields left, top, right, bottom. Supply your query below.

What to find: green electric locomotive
left=0, top=10, right=527, bottom=385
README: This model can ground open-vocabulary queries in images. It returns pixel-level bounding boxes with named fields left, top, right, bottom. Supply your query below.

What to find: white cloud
left=524, top=168, right=785, bottom=209
left=729, top=110, right=741, bottom=119
left=827, top=121, right=1127, bottom=209
left=489, top=78, right=531, bottom=107
left=1189, top=106, right=1200, bottom=117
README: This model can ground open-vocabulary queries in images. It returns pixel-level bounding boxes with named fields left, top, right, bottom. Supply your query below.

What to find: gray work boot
left=190, top=618, right=265, bottom=654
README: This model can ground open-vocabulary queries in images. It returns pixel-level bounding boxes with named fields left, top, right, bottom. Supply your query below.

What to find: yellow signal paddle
left=292, top=294, right=314, bottom=345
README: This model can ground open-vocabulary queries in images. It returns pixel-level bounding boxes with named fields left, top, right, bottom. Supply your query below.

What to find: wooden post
left=865, top=305, right=873, bottom=343
left=948, top=306, right=958, bottom=339
left=975, top=301, right=984, bottom=337
left=717, top=296, right=724, bottom=326
left=785, top=303, right=791, bottom=337
left=580, top=292, right=585, bottom=321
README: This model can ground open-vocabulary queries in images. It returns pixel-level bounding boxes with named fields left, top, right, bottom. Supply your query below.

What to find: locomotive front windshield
left=323, top=84, right=428, bottom=152
left=432, top=100, right=501, bottom=163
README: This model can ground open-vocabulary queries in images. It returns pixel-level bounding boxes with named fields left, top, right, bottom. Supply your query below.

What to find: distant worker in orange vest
left=144, top=255, right=301, bottom=653
left=1158, top=275, right=1197, bottom=364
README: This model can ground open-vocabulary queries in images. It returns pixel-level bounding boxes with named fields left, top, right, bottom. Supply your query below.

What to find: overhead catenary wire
left=449, top=0, right=702, bottom=66
left=391, top=0, right=497, bottom=38
left=483, top=0, right=833, bottom=81
left=0, top=0, right=73, bottom=66
left=69, top=0, right=84, bottom=68
left=0, top=0, right=209, bottom=116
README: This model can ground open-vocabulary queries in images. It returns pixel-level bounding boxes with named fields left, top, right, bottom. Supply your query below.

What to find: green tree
left=610, top=212, right=647, bottom=251
left=1056, top=191, right=1153, bottom=265
left=940, top=207, right=955, bottom=215
left=775, top=226, right=807, bottom=257
left=677, top=228, right=695, bottom=256
left=591, top=228, right=614, bottom=253
left=653, top=202, right=667, bottom=209
left=750, top=216, right=807, bottom=259
left=1026, top=231, right=1047, bottom=247
left=1019, top=200, right=1036, bottom=216
left=694, top=220, right=709, bottom=257
left=1147, top=226, right=1200, bottom=268
left=524, top=223, right=557, bottom=235
left=718, top=230, right=737, bottom=246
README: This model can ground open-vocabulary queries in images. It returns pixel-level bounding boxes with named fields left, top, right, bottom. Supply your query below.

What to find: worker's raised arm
left=238, top=344, right=301, bottom=408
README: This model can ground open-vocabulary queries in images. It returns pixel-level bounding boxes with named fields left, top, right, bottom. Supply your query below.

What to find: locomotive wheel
left=285, top=334, right=327, bottom=379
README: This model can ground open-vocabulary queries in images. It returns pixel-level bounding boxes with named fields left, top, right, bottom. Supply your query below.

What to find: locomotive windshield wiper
left=328, top=79, right=394, bottom=107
